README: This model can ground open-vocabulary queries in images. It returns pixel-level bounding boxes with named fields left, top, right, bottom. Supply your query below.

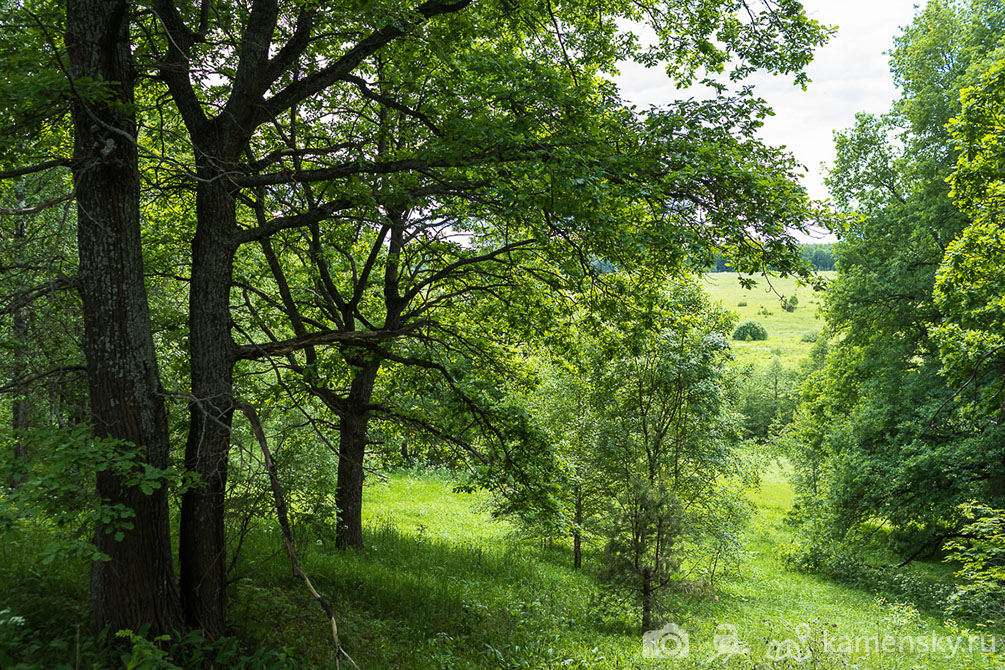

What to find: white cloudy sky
left=615, top=0, right=921, bottom=210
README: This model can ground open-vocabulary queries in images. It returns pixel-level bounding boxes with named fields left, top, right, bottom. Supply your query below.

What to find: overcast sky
left=615, top=0, right=921, bottom=228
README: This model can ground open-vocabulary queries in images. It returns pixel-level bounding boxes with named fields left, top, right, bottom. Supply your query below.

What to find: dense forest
left=1, top=0, right=1003, bottom=667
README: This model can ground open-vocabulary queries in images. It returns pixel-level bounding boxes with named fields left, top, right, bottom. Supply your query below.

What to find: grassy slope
left=700, top=272, right=832, bottom=367
left=6, top=271, right=996, bottom=668
left=229, top=467, right=1001, bottom=669
left=231, top=271, right=1001, bottom=668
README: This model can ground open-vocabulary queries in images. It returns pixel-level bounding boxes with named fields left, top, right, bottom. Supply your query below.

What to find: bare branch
left=0, top=193, right=73, bottom=216
left=235, top=400, right=358, bottom=670
left=0, top=158, right=70, bottom=180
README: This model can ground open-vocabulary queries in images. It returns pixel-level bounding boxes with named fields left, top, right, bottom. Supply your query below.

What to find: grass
left=5, top=271, right=997, bottom=669
left=701, top=272, right=833, bottom=367
left=223, top=465, right=1002, bottom=669
left=3, top=465, right=1001, bottom=668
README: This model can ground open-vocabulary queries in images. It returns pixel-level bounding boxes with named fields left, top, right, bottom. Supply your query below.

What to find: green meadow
left=217, top=465, right=998, bottom=668
left=701, top=272, right=833, bottom=367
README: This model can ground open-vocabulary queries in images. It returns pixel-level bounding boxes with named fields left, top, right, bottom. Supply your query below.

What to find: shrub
left=732, top=320, right=767, bottom=341
left=801, top=330, right=819, bottom=343
left=737, top=301, right=747, bottom=307
left=781, top=295, right=798, bottom=312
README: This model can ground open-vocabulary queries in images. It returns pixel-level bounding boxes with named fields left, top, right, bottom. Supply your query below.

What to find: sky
left=614, top=0, right=922, bottom=239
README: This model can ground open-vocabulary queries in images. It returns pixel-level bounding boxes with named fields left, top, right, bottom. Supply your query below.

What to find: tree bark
left=65, top=0, right=182, bottom=635
left=334, top=360, right=381, bottom=549
left=178, top=172, right=238, bottom=637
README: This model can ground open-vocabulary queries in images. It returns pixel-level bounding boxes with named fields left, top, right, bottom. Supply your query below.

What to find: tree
left=65, top=0, right=184, bottom=634
left=2, top=0, right=831, bottom=638
left=930, top=52, right=1005, bottom=499
left=589, top=278, right=749, bottom=631
left=736, top=356, right=799, bottom=441
left=788, top=0, right=1005, bottom=559
left=800, top=243, right=835, bottom=271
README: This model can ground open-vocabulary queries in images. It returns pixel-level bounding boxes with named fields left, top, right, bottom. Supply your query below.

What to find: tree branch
left=234, top=324, right=423, bottom=360
left=235, top=400, right=358, bottom=670
left=0, top=158, right=70, bottom=180
left=256, top=0, right=473, bottom=124
left=0, top=193, right=73, bottom=216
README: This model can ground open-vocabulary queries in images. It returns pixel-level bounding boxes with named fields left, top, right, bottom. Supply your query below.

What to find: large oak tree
left=2, top=0, right=829, bottom=638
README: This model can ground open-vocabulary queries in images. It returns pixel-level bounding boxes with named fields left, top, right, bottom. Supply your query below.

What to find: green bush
left=733, top=320, right=767, bottom=341
left=737, top=301, right=748, bottom=307
left=801, top=330, right=819, bottom=343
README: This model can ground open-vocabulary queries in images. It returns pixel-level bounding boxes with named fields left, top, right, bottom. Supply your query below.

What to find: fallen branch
left=236, top=400, right=359, bottom=670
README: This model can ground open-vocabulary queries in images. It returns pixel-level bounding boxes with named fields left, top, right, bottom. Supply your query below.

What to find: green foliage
left=584, top=279, right=751, bottom=627
left=800, top=243, right=836, bottom=271
left=940, top=54, right=1005, bottom=431
left=945, top=503, right=1005, bottom=620
left=932, top=222, right=1005, bottom=414
left=2, top=465, right=1002, bottom=669
left=736, top=357, right=800, bottom=441
left=788, top=0, right=1005, bottom=571
left=733, top=320, right=768, bottom=341
left=0, top=425, right=183, bottom=563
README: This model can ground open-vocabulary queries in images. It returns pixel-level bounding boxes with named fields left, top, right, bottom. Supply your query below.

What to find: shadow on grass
left=229, top=520, right=635, bottom=668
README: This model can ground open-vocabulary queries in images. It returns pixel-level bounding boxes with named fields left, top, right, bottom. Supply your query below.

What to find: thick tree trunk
left=65, top=0, right=182, bottom=635
left=179, top=174, right=238, bottom=637
left=334, top=361, right=381, bottom=550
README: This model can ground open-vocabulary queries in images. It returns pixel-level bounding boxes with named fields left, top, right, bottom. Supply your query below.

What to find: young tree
left=589, top=279, right=749, bottom=631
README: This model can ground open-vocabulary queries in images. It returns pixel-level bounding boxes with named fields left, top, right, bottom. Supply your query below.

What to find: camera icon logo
left=642, top=622, right=690, bottom=658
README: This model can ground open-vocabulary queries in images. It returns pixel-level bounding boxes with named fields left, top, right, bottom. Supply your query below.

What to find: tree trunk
left=573, top=484, right=583, bottom=569
left=10, top=218, right=29, bottom=480
left=178, top=173, right=238, bottom=637
left=65, top=0, right=182, bottom=635
left=641, top=567, right=652, bottom=632
left=334, top=361, right=381, bottom=550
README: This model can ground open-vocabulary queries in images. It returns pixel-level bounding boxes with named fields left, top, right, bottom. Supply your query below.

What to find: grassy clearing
left=2, top=465, right=999, bottom=668
left=701, top=272, right=833, bottom=367
left=222, top=465, right=1002, bottom=669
